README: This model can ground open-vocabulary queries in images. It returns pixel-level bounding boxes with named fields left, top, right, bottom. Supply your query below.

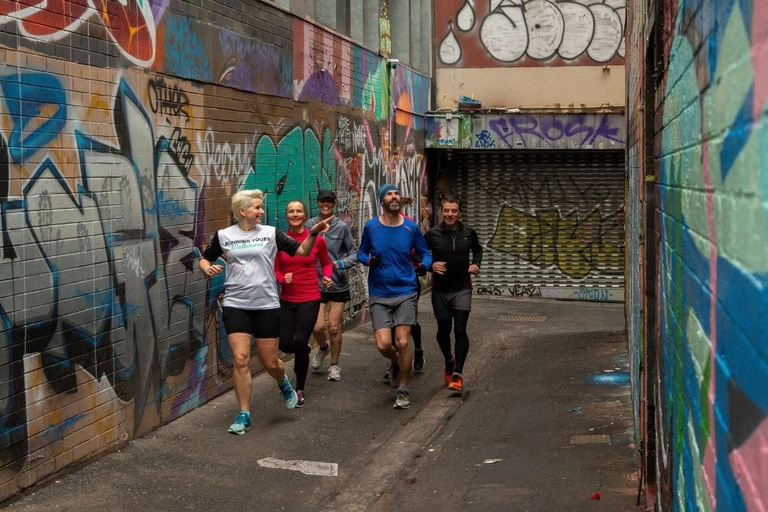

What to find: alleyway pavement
left=5, top=296, right=642, bottom=512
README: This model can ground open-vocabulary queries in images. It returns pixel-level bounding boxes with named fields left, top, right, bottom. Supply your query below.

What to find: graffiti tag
left=168, top=129, right=195, bottom=176
left=475, top=130, right=496, bottom=148
left=148, top=79, right=190, bottom=118
left=488, top=114, right=624, bottom=149
left=475, top=286, right=503, bottom=295
left=577, top=288, right=614, bottom=301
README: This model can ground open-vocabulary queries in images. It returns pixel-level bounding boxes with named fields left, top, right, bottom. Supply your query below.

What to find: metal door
left=454, top=150, right=625, bottom=300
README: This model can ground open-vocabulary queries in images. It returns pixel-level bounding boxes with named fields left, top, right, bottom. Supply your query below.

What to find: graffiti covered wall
left=623, top=0, right=646, bottom=489
left=432, top=0, right=627, bottom=110
left=0, top=0, right=430, bottom=500
left=628, top=0, right=768, bottom=510
left=426, top=112, right=626, bottom=150
left=451, top=150, right=625, bottom=299
left=436, top=0, right=626, bottom=68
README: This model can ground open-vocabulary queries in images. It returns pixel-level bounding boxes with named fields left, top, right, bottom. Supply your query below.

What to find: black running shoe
left=414, top=347, right=425, bottom=372
left=388, top=362, right=400, bottom=388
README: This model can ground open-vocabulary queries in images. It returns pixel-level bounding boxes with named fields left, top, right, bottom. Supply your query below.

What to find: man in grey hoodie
left=306, top=190, right=359, bottom=381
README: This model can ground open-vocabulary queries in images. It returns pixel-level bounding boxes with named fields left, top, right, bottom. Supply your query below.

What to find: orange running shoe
left=444, top=358, right=455, bottom=386
left=448, top=373, right=463, bottom=392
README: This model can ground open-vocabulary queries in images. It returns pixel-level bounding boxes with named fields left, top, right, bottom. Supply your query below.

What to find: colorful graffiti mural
left=0, top=0, right=431, bottom=501
left=391, top=66, right=431, bottom=131
left=628, top=0, right=768, bottom=510
left=293, top=18, right=391, bottom=119
left=155, top=11, right=292, bottom=96
left=437, top=0, right=626, bottom=67
left=0, top=70, right=209, bottom=477
left=0, top=0, right=157, bottom=66
left=426, top=113, right=626, bottom=150
left=0, top=0, right=292, bottom=95
left=291, top=16, right=431, bottom=141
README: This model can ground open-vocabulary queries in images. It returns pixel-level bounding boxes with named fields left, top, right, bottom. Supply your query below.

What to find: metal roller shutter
left=454, top=150, right=625, bottom=301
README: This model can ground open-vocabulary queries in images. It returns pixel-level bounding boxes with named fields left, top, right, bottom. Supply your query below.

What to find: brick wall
left=627, top=1, right=768, bottom=510
left=624, top=0, right=645, bottom=460
left=0, top=0, right=430, bottom=499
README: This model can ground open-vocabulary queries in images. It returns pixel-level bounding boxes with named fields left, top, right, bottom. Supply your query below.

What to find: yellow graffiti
left=86, top=92, right=111, bottom=121
left=379, top=1, right=391, bottom=56
left=489, top=205, right=623, bottom=279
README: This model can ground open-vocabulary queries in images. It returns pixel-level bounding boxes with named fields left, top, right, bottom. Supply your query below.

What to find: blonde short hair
left=231, top=189, right=263, bottom=221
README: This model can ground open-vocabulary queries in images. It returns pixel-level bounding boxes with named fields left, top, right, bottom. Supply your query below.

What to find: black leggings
left=436, top=310, right=470, bottom=373
left=279, top=300, right=321, bottom=390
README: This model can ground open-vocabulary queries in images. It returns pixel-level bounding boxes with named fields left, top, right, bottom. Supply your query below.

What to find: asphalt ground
left=4, top=295, right=642, bottom=512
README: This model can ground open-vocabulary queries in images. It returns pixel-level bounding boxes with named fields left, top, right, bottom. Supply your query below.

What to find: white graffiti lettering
left=123, top=245, right=146, bottom=277
left=199, top=128, right=257, bottom=187
left=440, top=0, right=625, bottom=65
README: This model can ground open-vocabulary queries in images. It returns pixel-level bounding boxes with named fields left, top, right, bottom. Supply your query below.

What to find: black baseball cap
left=317, top=190, right=336, bottom=202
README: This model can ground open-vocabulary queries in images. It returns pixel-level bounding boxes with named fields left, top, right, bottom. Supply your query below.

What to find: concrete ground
left=4, top=296, right=642, bottom=512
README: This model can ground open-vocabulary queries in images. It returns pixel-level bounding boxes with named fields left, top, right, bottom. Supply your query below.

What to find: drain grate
left=498, top=314, right=547, bottom=323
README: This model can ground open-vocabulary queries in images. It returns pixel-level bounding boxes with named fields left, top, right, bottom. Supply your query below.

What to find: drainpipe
left=386, top=58, right=399, bottom=184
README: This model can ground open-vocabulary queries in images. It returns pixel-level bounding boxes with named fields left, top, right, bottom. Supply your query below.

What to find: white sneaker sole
left=283, top=390, right=298, bottom=409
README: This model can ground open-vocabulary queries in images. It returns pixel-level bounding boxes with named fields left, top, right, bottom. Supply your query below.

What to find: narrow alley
left=5, top=296, right=639, bottom=511
left=1, top=0, right=766, bottom=510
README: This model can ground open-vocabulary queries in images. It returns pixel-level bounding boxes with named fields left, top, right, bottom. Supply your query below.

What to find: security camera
left=387, top=58, right=399, bottom=69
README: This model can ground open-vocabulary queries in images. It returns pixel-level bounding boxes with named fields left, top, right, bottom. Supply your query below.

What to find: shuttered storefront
left=454, top=150, right=625, bottom=301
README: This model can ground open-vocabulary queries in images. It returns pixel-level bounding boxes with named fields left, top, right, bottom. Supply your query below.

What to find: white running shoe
left=311, top=345, right=329, bottom=370
left=394, top=390, right=410, bottom=409
left=328, top=364, right=341, bottom=381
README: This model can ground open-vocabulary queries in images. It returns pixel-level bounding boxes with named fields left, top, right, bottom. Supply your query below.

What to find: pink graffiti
left=363, top=120, right=375, bottom=154
left=0, top=0, right=156, bottom=66
left=728, top=418, right=768, bottom=512
left=752, top=3, right=768, bottom=117
left=702, top=113, right=718, bottom=508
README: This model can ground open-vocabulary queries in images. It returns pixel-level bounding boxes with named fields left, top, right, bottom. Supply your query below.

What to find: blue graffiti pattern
left=0, top=76, right=212, bottom=465
left=0, top=72, right=67, bottom=163
left=164, top=14, right=212, bottom=82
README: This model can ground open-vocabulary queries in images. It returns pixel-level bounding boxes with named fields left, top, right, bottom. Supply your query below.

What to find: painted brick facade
left=0, top=0, right=430, bottom=499
left=627, top=1, right=768, bottom=510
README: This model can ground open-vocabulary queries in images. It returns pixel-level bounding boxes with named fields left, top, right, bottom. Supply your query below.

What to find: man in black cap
left=306, top=189, right=359, bottom=381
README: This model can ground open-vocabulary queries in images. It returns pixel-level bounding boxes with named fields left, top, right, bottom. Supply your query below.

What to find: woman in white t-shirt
left=198, top=189, right=332, bottom=434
